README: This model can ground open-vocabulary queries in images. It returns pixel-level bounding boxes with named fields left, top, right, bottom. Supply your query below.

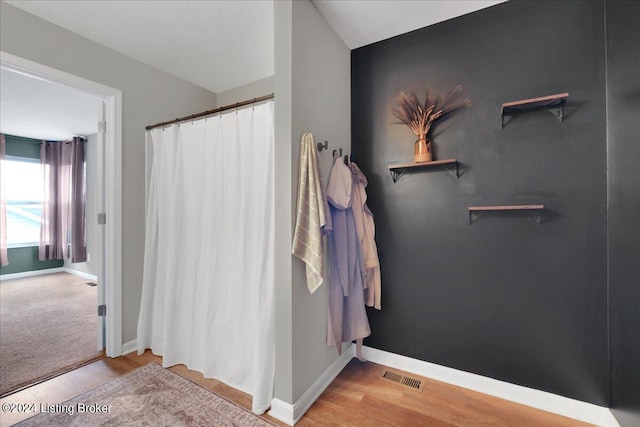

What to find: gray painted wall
left=607, top=0, right=640, bottom=425
left=1, top=2, right=217, bottom=343
left=274, top=0, right=294, bottom=404
left=290, top=0, right=351, bottom=401
left=350, top=0, right=640, bottom=416
left=352, top=0, right=609, bottom=406
left=273, top=0, right=351, bottom=404
left=216, top=76, right=274, bottom=106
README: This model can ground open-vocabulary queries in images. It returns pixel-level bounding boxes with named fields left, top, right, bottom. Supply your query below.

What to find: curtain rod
left=145, top=93, right=274, bottom=131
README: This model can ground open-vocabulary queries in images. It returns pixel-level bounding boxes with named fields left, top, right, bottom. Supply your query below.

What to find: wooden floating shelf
left=388, top=158, right=458, bottom=182
left=468, top=205, right=545, bottom=225
left=468, top=205, right=544, bottom=211
left=501, top=92, right=568, bottom=128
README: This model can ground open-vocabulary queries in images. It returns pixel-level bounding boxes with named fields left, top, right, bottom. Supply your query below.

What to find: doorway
left=0, top=72, right=105, bottom=396
left=0, top=51, right=123, bottom=358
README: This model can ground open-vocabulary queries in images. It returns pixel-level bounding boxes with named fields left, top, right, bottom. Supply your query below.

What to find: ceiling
left=4, top=0, right=506, bottom=94
left=312, top=0, right=506, bottom=49
left=1, top=67, right=100, bottom=140
left=4, top=0, right=274, bottom=95
left=1, top=0, right=506, bottom=140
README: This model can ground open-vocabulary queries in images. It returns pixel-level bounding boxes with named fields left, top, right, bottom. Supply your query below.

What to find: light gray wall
left=274, top=0, right=295, bottom=404
left=216, top=76, right=273, bottom=106
left=4, top=0, right=350, bottom=406
left=290, top=0, right=351, bottom=401
left=274, top=0, right=352, bottom=404
left=1, top=2, right=217, bottom=343
left=64, top=133, right=98, bottom=277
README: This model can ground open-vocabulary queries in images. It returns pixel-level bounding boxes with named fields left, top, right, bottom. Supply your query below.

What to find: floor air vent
left=381, top=370, right=424, bottom=391
left=86, top=282, right=97, bottom=287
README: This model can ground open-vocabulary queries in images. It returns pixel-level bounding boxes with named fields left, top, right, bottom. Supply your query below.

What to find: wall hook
left=317, top=140, right=328, bottom=151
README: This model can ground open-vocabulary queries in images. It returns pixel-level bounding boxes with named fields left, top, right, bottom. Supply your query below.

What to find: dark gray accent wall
left=607, top=1, right=640, bottom=425
left=352, top=0, right=610, bottom=405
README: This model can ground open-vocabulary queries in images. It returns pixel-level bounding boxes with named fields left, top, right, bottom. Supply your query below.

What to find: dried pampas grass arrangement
left=393, top=86, right=470, bottom=162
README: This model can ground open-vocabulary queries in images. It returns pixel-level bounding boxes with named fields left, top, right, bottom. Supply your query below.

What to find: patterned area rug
left=16, top=363, right=275, bottom=426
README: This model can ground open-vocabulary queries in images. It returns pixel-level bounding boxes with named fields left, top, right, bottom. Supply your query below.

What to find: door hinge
left=98, top=304, right=107, bottom=316
left=97, top=121, right=106, bottom=134
left=98, top=213, right=106, bottom=225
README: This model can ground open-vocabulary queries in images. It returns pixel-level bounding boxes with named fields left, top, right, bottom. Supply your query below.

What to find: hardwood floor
left=0, top=351, right=594, bottom=427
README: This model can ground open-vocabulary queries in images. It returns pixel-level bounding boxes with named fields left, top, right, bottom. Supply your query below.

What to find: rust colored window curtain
left=39, top=137, right=87, bottom=263
left=0, top=135, right=8, bottom=266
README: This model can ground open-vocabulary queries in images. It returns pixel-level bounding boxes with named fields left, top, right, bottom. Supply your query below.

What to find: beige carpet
left=0, top=272, right=102, bottom=397
left=16, top=363, right=275, bottom=426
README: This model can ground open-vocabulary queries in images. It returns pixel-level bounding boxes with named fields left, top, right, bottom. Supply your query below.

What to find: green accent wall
left=4, top=134, right=41, bottom=160
left=0, top=247, right=63, bottom=275
left=1, top=134, right=63, bottom=275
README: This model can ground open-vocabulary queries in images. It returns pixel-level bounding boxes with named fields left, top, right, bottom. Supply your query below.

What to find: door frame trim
left=1, top=51, right=123, bottom=357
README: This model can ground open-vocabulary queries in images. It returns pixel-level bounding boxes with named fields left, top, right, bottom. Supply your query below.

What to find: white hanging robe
left=349, top=162, right=382, bottom=310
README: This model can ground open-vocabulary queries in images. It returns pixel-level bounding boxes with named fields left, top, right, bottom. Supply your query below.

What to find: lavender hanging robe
left=326, top=158, right=371, bottom=354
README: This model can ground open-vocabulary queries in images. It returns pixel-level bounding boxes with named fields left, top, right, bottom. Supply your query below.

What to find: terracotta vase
left=414, top=134, right=432, bottom=163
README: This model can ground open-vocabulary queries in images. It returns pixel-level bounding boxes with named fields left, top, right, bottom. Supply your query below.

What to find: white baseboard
left=268, top=399, right=295, bottom=426
left=362, top=346, right=619, bottom=427
left=0, top=267, right=65, bottom=281
left=62, top=267, right=98, bottom=281
left=82, top=337, right=624, bottom=426
left=122, top=339, right=138, bottom=356
left=269, top=344, right=354, bottom=426
left=0, top=267, right=98, bottom=282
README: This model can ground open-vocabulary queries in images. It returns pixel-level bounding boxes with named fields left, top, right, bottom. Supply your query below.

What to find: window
left=3, top=157, right=43, bottom=247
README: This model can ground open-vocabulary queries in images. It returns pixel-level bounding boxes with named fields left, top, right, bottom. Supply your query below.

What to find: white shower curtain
left=137, top=101, right=275, bottom=414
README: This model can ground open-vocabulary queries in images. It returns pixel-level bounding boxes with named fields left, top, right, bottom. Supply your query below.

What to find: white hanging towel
left=292, top=132, right=332, bottom=293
